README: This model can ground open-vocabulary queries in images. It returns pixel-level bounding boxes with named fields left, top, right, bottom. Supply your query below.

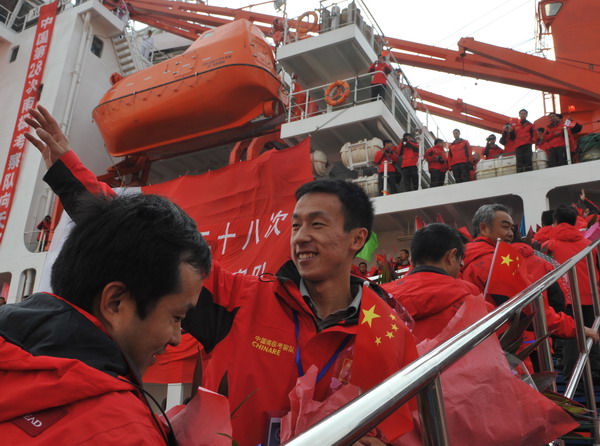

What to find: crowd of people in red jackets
left=372, top=108, right=583, bottom=195
left=355, top=192, right=600, bottom=381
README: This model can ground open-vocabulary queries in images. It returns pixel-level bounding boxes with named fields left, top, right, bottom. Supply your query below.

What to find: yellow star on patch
left=391, top=323, right=398, bottom=331
left=386, top=331, right=394, bottom=339
left=361, top=305, right=381, bottom=328
left=389, top=314, right=396, bottom=321
left=375, top=337, right=382, bottom=345
left=500, top=254, right=514, bottom=266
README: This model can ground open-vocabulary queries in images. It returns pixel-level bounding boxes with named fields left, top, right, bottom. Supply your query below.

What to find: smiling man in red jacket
left=25, top=105, right=418, bottom=446
left=0, top=189, right=210, bottom=444
left=461, top=204, right=515, bottom=306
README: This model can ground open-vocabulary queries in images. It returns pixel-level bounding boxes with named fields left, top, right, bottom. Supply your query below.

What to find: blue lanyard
left=293, top=311, right=353, bottom=384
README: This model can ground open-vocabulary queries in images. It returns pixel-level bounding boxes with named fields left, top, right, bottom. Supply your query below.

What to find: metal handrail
left=285, top=239, right=600, bottom=445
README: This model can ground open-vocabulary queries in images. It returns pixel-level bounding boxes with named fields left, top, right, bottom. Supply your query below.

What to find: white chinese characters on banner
left=206, top=210, right=289, bottom=276
left=0, top=1, right=57, bottom=244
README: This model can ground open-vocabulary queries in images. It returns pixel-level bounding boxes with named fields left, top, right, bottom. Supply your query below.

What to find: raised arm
left=25, top=105, right=115, bottom=221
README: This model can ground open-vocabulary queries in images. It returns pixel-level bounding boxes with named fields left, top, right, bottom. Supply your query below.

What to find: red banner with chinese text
left=143, top=140, right=313, bottom=383
left=143, top=139, right=312, bottom=276
left=0, top=2, right=58, bottom=244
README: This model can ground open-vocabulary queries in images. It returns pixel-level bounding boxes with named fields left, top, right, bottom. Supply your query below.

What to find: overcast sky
left=203, top=0, right=546, bottom=144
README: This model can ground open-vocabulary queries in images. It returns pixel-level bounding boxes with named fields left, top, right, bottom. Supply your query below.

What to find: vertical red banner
left=0, top=1, right=58, bottom=244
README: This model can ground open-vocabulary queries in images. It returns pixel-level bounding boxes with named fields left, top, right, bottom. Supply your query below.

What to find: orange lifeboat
left=93, top=19, right=286, bottom=157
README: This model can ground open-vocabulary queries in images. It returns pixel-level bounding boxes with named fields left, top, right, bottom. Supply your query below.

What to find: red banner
left=143, top=138, right=312, bottom=275
left=143, top=139, right=313, bottom=383
left=0, top=2, right=58, bottom=244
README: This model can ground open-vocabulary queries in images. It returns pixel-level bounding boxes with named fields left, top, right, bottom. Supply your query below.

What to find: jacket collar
left=0, top=293, right=134, bottom=381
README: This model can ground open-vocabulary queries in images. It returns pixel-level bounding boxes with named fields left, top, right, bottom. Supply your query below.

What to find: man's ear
left=97, top=281, right=132, bottom=330
left=444, top=248, right=459, bottom=266
left=351, top=228, right=369, bottom=252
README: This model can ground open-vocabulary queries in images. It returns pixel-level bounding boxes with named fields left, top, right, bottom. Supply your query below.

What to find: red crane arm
left=386, top=36, right=594, bottom=102
left=458, top=37, right=600, bottom=102
left=415, top=89, right=510, bottom=133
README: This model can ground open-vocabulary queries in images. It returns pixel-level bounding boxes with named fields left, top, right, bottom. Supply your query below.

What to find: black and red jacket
left=448, top=138, right=472, bottom=167
left=424, top=144, right=448, bottom=171
left=399, top=140, right=419, bottom=168
left=374, top=147, right=399, bottom=173
left=507, top=120, right=534, bottom=148
left=0, top=293, right=169, bottom=444
left=43, top=150, right=418, bottom=446
left=368, top=61, right=392, bottom=85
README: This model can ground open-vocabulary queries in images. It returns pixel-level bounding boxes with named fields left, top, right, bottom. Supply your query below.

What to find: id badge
left=264, top=410, right=286, bottom=446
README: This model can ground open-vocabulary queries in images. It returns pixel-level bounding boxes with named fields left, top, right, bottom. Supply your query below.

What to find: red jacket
left=542, top=223, right=599, bottom=306
left=533, top=225, right=555, bottom=245
left=461, top=237, right=496, bottom=296
left=383, top=267, right=485, bottom=342
left=483, top=143, right=503, bottom=159
left=424, top=144, right=448, bottom=171
left=44, top=150, right=418, bottom=446
left=512, top=243, right=575, bottom=338
left=374, top=147, right=399, bottom=173
left=368, top=61, right=392, bottom=85
left=400, top=140, right=419, bottom=168
left=0, top=294, right=168, bottom=445
left=510, top=120, right=534, bottom=148
left=447, top=139, right=472, bottom=167
left=543, top=121, right=574, bottom=151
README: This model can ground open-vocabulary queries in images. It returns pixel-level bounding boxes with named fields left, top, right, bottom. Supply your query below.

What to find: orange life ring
left=296, top=11, right=318, bottom=34
left=324, top=80, right=350, bottom=106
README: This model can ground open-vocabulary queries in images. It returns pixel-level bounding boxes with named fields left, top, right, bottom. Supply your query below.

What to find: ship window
left=544, top=2, right=563, bottom=17
left=91, top=35, right=104, bottom=58
left=9, top=46, right=19, bottom=63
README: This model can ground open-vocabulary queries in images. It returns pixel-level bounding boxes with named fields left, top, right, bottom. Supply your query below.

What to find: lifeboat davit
left=93, top=19, right=286, bottom=157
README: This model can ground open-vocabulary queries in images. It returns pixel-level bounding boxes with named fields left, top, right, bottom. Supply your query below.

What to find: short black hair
left=411, top=223, right=464, bottom=265
left=51, top=193, right=211, bottom=319
left=554, top=205, right=578, bottom=226
left=295, top=179, right=374, bottom=246
left=434, top=138, right=444, bottom=145
left=519, top=109, right=528, bottom=114
left=382, top=139, right=392, bottom=145
left=541, top=209, right=554, bottom=227
left=358, top=261, right=367, bottom=267
left=400, top=249, right=409, bottom=255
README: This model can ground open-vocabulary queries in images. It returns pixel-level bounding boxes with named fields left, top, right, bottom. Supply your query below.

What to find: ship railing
left=24, top=230, right=53, bottom=253
left=286, top=71, right=416, bottom=132
left=2, top=0, right=124, bottom=33
left=280, top=0, right=385, bottom=54
left=284, top=240, right=600, bottom=445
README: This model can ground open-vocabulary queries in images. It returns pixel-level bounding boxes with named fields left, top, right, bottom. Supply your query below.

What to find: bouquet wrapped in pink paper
left=165, top=386, right=233, bottom=446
